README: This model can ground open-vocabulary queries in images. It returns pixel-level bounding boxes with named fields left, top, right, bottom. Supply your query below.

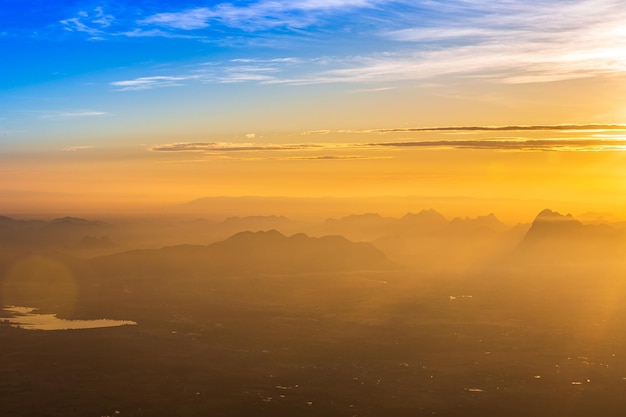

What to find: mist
left=3, top=206, right=626, bottom=416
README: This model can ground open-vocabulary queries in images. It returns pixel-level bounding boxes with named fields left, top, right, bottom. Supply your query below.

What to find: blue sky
left=2, top=0, right=626, bottom=151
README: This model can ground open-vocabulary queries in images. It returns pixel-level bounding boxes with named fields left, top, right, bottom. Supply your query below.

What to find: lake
left=1, top=306, right=137, bottom=330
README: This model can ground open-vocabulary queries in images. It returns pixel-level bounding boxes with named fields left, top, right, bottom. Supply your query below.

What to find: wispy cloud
left=119, top=29, right=202, bottom=39
left=354, top=124, right=626, bottom=134
left=39, top=111, right=109, bottom=120
left=60, top=7, right=114, bottom=40
left=348, top=86, right=396, bottom=93
left=110, top=76, right=197, bottom=91
left=149, top=124, right=626, bottom=154
left=140, top=0, right=381, bottom=32
left=64, top=145, right=95, bottom=151
left=140, top=8, right=214, bottom=30
left=215, top=154, right=391, bottom=161
left=283, top=154, right=389, bottom=160
left=111, top=57, right=302, bottom=89
left=61, top=1, right=626, bottom=88
left=149, top=142, right=329, bottom=152
left=152, top=138, right=626, bottom=154
left=370, top=139, right=626, bottom=152
left=351, top=0, right=626, bottom=85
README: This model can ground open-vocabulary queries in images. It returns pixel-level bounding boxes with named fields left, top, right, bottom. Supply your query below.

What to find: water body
left=1, top=306, right=137, bottom=330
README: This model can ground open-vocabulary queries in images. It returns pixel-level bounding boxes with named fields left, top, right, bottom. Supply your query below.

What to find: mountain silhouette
left=522, top=209, right=619, bottom=242
left=0, top=216, right=110, bottom=250
left=323, top=213, right=396, bottom=241
left=512, top=209, right=625, bottom=266
left=398, top=209, right=448, bottom=233
left=448, top=213, right=508, bottom=236
left=92, top=230, right=393, bottom=277
left=373, top=210, right=517, bottom=272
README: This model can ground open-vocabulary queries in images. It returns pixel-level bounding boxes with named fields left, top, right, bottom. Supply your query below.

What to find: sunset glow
left=5, top=4, right=626, bottom=416
left=2, top=0, right=626, bottom=218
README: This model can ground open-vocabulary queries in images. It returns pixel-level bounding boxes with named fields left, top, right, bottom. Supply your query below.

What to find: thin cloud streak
left=38, top=111, right=109, bottom=119
left=149, top=125, right=626, bottom=154
left=110, top=76, right=197, bottom=91
left=215, top=154, right=390, bottom=161
left=370, top=139, right=626, bottom=152
left=149, top=142, right=331, bottom=152
left=64, top=146, right=95, bottom=151
left=355, top=124, right=626, bottom=133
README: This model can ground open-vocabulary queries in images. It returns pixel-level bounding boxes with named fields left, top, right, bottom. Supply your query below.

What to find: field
left=4, top=267, right=626, bottom=417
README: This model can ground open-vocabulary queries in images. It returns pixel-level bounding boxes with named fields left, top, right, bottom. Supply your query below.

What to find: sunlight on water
left=2, top=306, right=137, bottom=330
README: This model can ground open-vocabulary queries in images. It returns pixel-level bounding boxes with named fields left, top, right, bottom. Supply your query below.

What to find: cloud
left=149, top=142, right=327, bottom=152
left=149, top=124, right=626, bottom=154
left=110, top=76, right=196, bottom=91
left=239, top=1, right=626, bottom=86
left=39, top=111, right=109, bottom=120
left=109, top=58, right=302, bottom=90
left=153, top=138, right=626, bottom=154
left=215, top=154, right=391, bottom=161
left=140, top=8, right=215, bottom=30
left=60, top=7, right=114, bottom=39
left=349, top=0, right=626, bottom=84
left=282, top=154, right=390, bottom=160
left=64, top=146, right=95, bottom=151
left=119, top=29, right=202, bottom=39
left=139, top=0, right=380, bottom=32
left=348, top=86, right=396, bottom=93
left=369, top=139, right=626, bottom=152
left=357, top=124, right=626, bottom=133
left=86, top=0, right=626, bottom=88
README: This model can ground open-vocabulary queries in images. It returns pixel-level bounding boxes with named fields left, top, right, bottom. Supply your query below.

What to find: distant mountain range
left=0, top=216, right=110, bottom=253
left=3, top=208, right=626, bottom=275
left=91, top=230, right=394, bottom=277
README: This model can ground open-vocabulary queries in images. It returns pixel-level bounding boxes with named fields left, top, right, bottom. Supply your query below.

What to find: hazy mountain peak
left=50, top=216, right=105, bottom=226
left=534, top=209, right=574, bottom=222
left=224, top=215, right=290, bottom=223
left=577, top=211, right=622, bottom=225
left=403, top=208, right=446, bottom=220
left=419, top=208, right=444, bottom=216
left=289, top=232, right=309, bottom=240
left=324, top=212, right=387, bottom=224
left=227, top=229, right=286, bottom=241
left=448, top=212, right=507, bottom=234
left=346, top=213, right=383, bottom=220
left=400, top=209, right=447, bottom=229
left=523, top=209, right=586, bottom=243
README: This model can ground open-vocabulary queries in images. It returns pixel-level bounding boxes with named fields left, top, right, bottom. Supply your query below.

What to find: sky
left=2, top=0, right=626, bottom=219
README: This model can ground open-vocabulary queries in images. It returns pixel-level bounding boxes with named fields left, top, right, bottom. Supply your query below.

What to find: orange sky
left=3, top=126, right=626, bottom=223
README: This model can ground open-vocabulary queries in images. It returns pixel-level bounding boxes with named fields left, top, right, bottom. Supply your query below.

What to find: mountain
left=577, top=211, right=623, bottom=225
left=373, top=211, right=518, bottom=272
left=448, top=213, right=508, bottom=236
left=91, top=230, right=394, bottom=277
left=512, top=209, right=625, bottom=266
left=397, top=209, right=448, bottom=233
left=522, top=209, right=619, bottom=242
left=219, top=215, right=299, bottom=237
left=0, top=216, right=110, bottom=250
left=74, top=235, right=118, bottom=250
left=322, top=213, right=396, bottom=241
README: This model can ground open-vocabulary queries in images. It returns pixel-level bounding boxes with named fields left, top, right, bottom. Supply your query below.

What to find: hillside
left=92, top=230, right=394, bottom=277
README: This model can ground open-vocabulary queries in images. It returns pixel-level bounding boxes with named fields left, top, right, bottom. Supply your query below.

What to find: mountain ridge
left=91, top=229, right=394, bottom=277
